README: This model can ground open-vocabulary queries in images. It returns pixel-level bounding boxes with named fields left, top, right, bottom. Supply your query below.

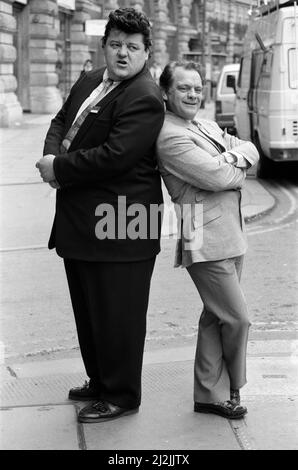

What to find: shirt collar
left=165, top=110, right=191, bottom=125
left=103, top=68, right=120, bottom=85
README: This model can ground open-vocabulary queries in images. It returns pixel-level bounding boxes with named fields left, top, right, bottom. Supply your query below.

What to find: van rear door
left=234, top=56, right=252, bottom=140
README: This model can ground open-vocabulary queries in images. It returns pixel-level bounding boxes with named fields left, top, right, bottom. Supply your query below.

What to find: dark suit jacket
left=43, top=65, right=165, bottom=261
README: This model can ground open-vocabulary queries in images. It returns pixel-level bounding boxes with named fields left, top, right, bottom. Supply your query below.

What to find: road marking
left=247, top=218, right=298, bottom=236
left=0, top=245, right=48, bottom=253
left=247, top=184, right=298, bottom=235
left=272, top=186, right=297, bottom=223
left=0, top=181, right=43, bottom=186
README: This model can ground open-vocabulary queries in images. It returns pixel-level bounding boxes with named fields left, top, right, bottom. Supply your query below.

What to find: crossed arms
left=157, top=121, right=259, bottom=192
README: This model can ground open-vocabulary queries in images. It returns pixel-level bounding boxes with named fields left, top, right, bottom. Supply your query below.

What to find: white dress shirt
left=72, top=69, right=120, bottom=124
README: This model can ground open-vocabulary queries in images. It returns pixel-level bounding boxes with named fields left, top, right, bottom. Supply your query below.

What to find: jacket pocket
left=192, top=204, right=222, bottom=229
left=195, top=192, right=206, bottom=203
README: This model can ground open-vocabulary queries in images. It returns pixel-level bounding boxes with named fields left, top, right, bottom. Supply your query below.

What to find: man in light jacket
left=157, top=61, right=259, bottom=419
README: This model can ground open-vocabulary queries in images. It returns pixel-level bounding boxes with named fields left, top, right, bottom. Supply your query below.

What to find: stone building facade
left=0, top=0, right=256, bottom=126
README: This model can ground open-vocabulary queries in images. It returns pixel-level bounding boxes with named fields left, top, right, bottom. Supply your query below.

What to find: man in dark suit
left=35, top=8, right=165, bottom=423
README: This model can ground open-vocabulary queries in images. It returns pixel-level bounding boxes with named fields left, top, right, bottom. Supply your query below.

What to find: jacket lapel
left=188, top=121, right=227, bottom=152
left=68, top=65, right=152, bottom=150
left=89, top=79, right=127, bottom=116
left=67, top=72, right=127, bottom=147
left=91, top=65, right=152, bottom=116
left=66, top=70, right=105, bottom=127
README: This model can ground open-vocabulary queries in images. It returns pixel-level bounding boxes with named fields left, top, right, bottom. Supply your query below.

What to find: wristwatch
left=225, top=153, right=237, bottom=164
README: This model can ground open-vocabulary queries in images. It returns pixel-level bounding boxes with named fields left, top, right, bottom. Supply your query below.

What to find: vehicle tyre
left=255, top=135, right=275, bottom=179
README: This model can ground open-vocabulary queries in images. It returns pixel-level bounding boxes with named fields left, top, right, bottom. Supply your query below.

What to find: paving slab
left=0, top=404, right=79, bottom=450
left=1, top=347, right=297, bottom=450
left=82, top=400, right=240, bottom=451
left=242, top=397, right=298, bottom=450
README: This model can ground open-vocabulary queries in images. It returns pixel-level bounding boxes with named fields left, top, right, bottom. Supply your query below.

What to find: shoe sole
left=194, top=405, right=247, bottom=420
left=69, top=395, right=102, bottom=402
left=78, top=407, right=139, bottom=423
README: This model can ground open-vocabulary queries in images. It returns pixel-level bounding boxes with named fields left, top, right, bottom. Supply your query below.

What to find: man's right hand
left=49, top=180, right=60, bottom=189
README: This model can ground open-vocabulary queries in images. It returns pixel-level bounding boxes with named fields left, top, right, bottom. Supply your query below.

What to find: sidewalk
left=0, top=340, right=297, bottom=450
left=1, top=106, right=297, bottom=451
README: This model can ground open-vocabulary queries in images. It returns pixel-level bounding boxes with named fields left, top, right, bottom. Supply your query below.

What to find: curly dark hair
left=102, top=8, right=152, bottom=52
left=159, top=61, right=204, bottom=92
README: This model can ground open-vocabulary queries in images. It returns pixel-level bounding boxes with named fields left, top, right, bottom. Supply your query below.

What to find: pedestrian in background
left=157, top=61, right=259, bottom=419
left=80, top=59, right=93, bottom=77
left=35, top=8, right=165, bottom=424
left=150, top=60, right=162, bottom=84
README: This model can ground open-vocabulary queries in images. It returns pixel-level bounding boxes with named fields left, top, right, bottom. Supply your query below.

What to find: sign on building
left=57, top=0, right=75, bottom=10
left=85, top=19, right=107, bottom=37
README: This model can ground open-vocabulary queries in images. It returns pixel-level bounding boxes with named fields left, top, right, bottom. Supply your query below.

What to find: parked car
left=215, top=63, right=240, bottom=134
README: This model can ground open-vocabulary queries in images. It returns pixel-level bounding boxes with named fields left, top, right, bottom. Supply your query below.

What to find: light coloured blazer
left=156, top=111, right=259, bottom=267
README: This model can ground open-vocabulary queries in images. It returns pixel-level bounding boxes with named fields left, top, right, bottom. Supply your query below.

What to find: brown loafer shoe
left=194, top=400, right=247, bottom=420
left=78, top=400, right=139, bottom=423
left=68, top=380, right=101, bottom=401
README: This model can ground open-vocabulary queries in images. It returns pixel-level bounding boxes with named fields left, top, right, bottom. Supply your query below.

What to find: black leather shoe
left=78, top=400, right=139, bottom=423
left=68, top=380, right=101, bottom=401
left=194, top=400, right=247, bottom=420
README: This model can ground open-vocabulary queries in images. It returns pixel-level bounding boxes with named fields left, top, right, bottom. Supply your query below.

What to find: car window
left=220, top=72, right=238, bottom=94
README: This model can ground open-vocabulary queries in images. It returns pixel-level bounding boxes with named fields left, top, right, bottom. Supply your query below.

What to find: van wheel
left=255, top=136, right=275, bottom=179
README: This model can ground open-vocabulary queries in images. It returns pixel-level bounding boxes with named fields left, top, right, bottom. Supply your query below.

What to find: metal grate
left=0, top=361, right=193, bottom=408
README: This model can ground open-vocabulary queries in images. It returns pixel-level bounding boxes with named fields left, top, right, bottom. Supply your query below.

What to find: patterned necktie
left=61, top=78, right=114, bottom=152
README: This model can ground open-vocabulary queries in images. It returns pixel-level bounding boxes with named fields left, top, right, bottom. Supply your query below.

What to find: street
left=1, top=0, right=297, bottom=450
left=0, top=171, right=297, bottom=363
left=0, top=110, right=298, bottom=451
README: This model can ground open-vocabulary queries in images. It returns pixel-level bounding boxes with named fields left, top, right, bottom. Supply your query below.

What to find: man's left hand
left=36, top=154, right=56, bottom=182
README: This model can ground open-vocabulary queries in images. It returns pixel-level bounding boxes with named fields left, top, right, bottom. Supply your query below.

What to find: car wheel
left=255, top=135, right=276, bottom=179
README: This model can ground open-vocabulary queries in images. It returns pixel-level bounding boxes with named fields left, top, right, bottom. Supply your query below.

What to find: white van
left=215, top=63, right=240, bottom=133
left=233, top=0, right=298, bottom=178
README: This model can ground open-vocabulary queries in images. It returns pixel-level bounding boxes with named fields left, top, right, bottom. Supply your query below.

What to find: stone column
left=104, top=0, right=119, bottom=17
left=0, top=0, right=22, bottom=126
left=129, top=0, right=144, bottom=11
left=177, top=0, right=192, bottom=59
left=226, top=0, right=236, bottom=64
left=70, top=1, right=92, bottom=83
left=152, top=0, right=169, bottom=67
left=29, top=0, right=62, bottom=113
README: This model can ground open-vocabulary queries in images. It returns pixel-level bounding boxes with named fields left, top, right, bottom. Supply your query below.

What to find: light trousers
left=187, top=255, right=250, bottom=403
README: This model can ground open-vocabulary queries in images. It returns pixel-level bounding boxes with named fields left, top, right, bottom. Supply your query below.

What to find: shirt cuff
left=222, top=151, right=250, bottom=168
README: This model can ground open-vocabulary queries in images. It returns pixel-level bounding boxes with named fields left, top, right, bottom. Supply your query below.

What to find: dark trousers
left=64, top=257, right=156, bottom=409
